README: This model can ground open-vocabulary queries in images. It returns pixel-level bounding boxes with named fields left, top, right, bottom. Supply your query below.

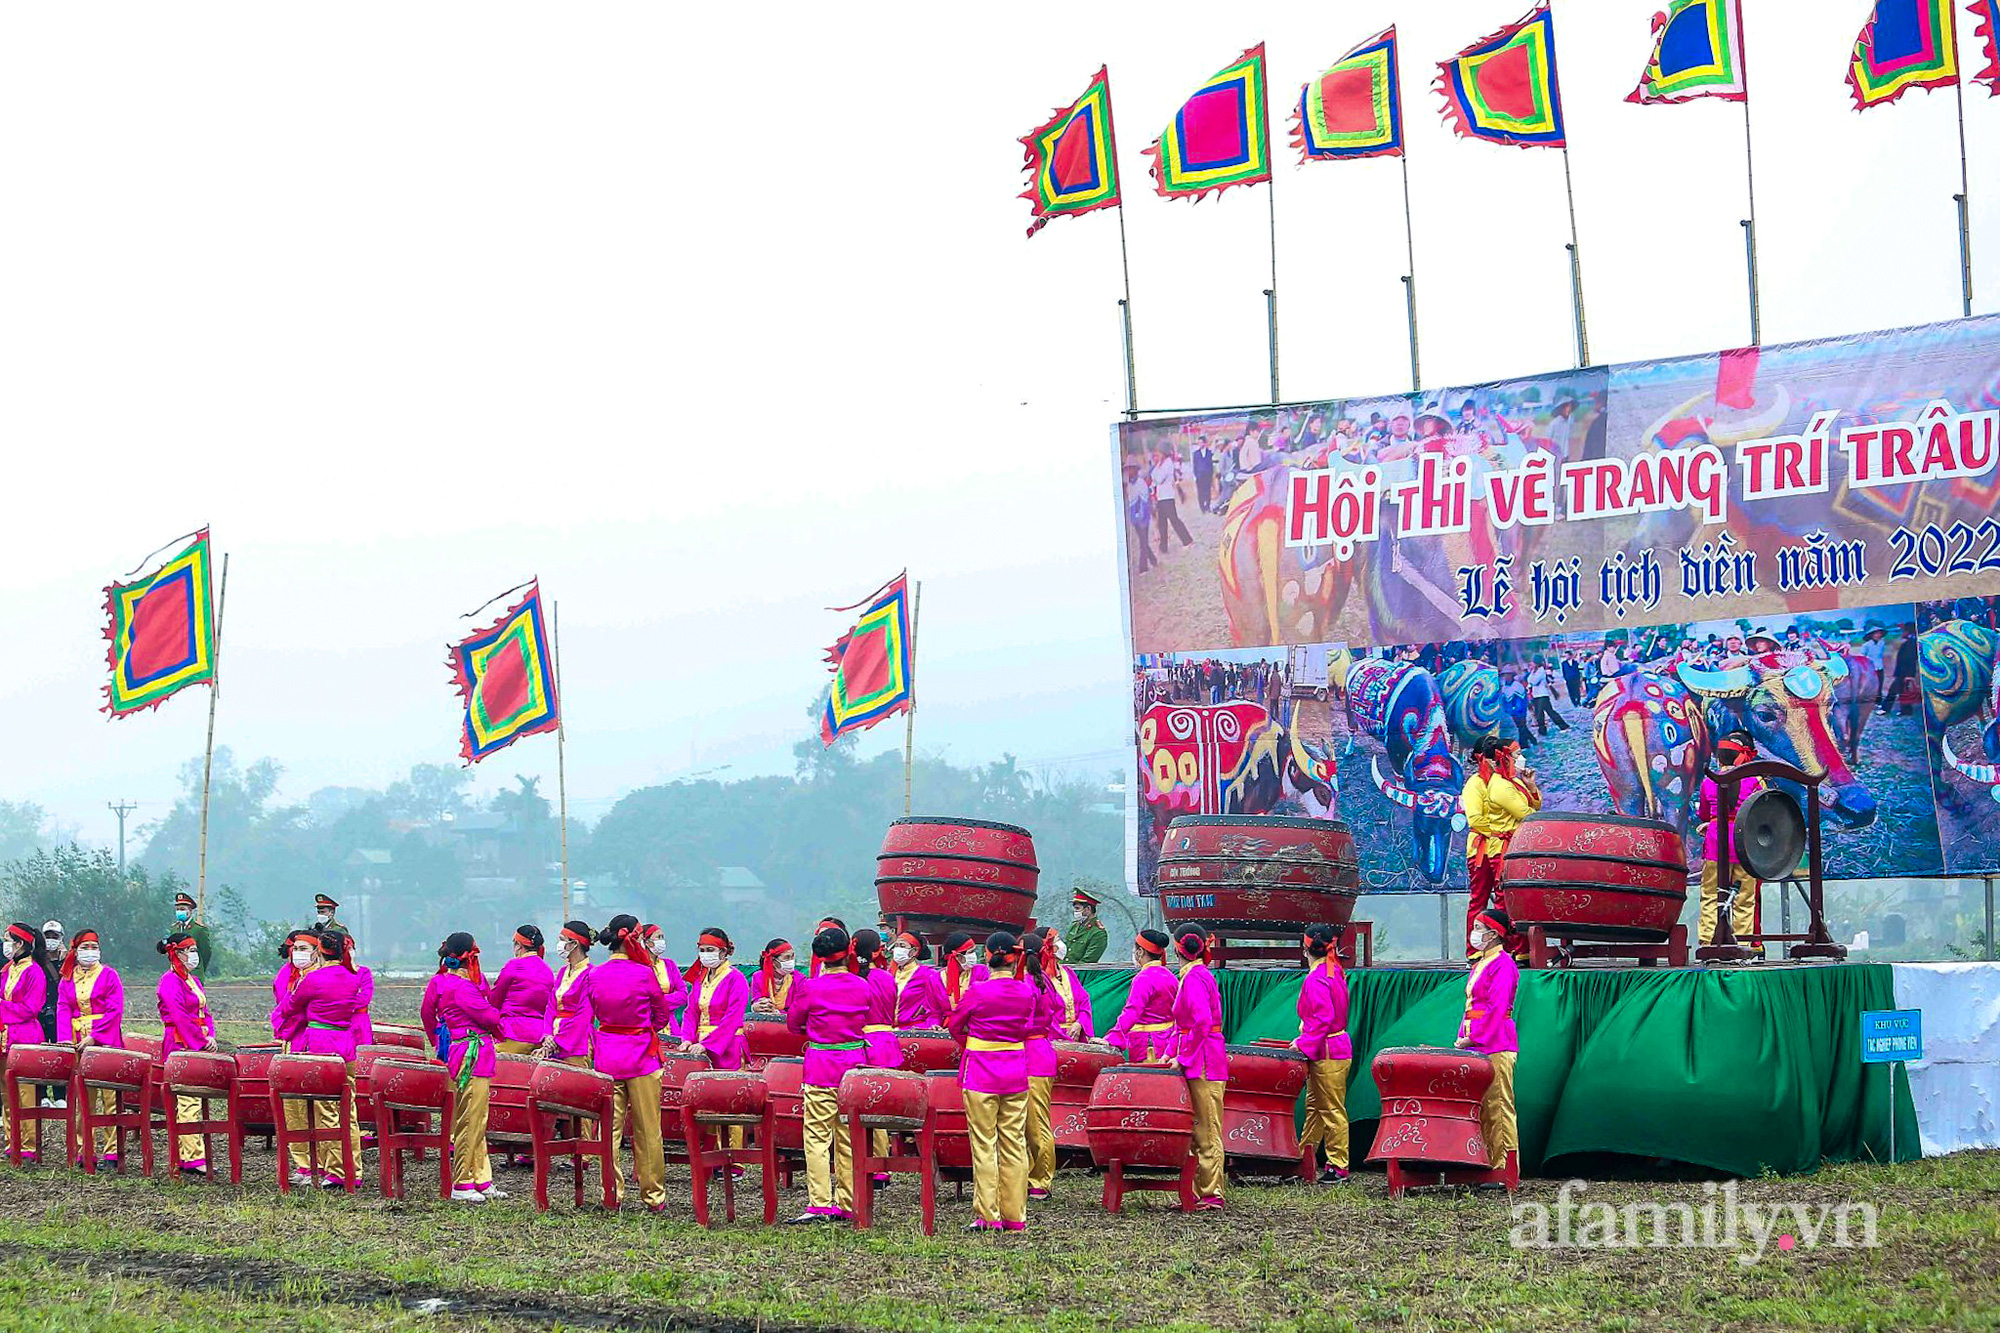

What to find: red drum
left=525, top=1060, right=614, bottom=1119
left=3, top=1044, right=74, bottom=1087
left=371, top=1024, right=427, bottom=1054
left=162, top=1050, right=235, bottom=1094
left=1366, top=1045, right=1494, bottom=1170
left=1085, top=1067, right=1196, bottom=1172
left=837, top=1068, right=930, bottom=1130
left=488, top=1053, right=537, bottom=1145
left=233, top=1044, right=283, bottom=1135
left=923, top=1071, right=973, bottom=1170
left=268, top=1053, right=347, bottom=1100
left=764, top=1057, right=805, bottom=1152
left=1156, top=816, right=1360, bottom=938
left=744, top=1013, right=804, bottom=1071
left=1500, top=812, right=1690, bottom=942
left=683, top=1070, right=767, bottom=1121
left=876, top=817, right=1039, bottom=946
left=1051, top=1042, right=1124, bottom=1150
left=78, top=1046, right=150, bottom=1093
left=894, top=1028, right=959, bottom=1074
left=1221, top=1043, right=1309, bottom=1167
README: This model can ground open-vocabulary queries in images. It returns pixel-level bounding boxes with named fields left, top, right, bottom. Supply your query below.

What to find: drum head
left=1734, top=788, right=1807, bottom=881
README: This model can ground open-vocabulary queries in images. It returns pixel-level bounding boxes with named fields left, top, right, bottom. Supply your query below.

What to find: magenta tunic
left=156, top=971, right=214, bottom=1058
left=750, top=968, right=796, bottom=1013
left=269, top=963, right=295, bottom=1029
left=421, top=972, right=503, bottom=1081
left=549, top=961, right=595, bottom=1061
left=1293, top=959, right=1352, bottom=1061
left=862, top=967, right=901, bottom=1067
left=650, top=957, right=689, bottom=1027
left=941, top=960, right=991, bottom=1013
left=674, top=966, right=749, bottom=1070
left=489, top=955, right=557, bottom=1045
left=1106, top=963, right=1177, bottom=1063
left=350, top=965, right=376, bottom=1048
left=945, top=976, right=1046, bottom=1096
left=0, top=960, right=47, bottom=1051
left=1046, top=965, right=1095, bottom=1042
left=57, top=965, right=125, bottom=1049
left=786, top=971, right=871, bottom=1089
left=591, top=958, right=670, bottom=1081
left=275, top=966, right=363, bottom=1060
left=1458, top=952, right=1520, bottom=1054
left=1171, top=962, right=1227, bottom=1082
left=890, top=964, right=948, bottom=1028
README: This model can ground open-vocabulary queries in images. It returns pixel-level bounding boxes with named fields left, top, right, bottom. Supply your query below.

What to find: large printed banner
left=1117, top=315, right=2000, bottom=895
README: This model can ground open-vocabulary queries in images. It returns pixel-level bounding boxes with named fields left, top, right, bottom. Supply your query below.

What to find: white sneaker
left=481, top=1186, right=509, bottom=1200
left=450, top=1186, right=487, bottom=1204
left=290, top=1169, right=317, bottom=1187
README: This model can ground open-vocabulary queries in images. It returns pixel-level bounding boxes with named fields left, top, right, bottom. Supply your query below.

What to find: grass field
left=6, top=982, right=1990, bottom=1332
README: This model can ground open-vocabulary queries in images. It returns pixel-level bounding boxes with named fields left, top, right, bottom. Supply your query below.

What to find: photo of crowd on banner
left=1132, top=596, right=2000, bottom=902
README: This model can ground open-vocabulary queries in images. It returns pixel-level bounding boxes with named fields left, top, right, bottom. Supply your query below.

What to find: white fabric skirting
left=1890, top=961, right=2000, bottom=1157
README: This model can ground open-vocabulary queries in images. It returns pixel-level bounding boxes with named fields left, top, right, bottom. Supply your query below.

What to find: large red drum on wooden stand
left=876, top=817, right=1039, bottom=945
left=1368, top=1045, right=1516, bottom=1195
left=1086, top=1066, right=1198, bottom=1212
left=764, top=1057, right=805, bottom=1154
left=744, top=1014, right=804, bottom=1071
left=1051, top=1042, right=1123, bottom=1151
left=1156, top=816, right=1360, bottom=953
left=1221, top=1043, right=1311, bottom=1178
left=894, top=1029, right=959, bottom=1074
left=233, top=1044, right=283, bottom=1140
left=487, top=1053, right=536, bottom=1148
left=922, top=1071, right=974, bottom=1176
left=1500, top=812, right=1689, bottom=942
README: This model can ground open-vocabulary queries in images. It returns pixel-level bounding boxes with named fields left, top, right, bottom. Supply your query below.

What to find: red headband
left=698, top=933, right=728, bottom=951
left=62, top=930, right=100, bottom=980
left=514, top=930, right=543, bottom=955
left=894, top=933, right=922, bottom=953
left=1174, top=931, right=1210, bottom=964
left=561, top=926, right=591, bottom=947
left=6, top=925, right=35, bottom=948
left=1474, top=911, right=1509, bottom=939
left=1136, top=934, right=1166, bottom=958
left=616, top=925, right=650, bottom=966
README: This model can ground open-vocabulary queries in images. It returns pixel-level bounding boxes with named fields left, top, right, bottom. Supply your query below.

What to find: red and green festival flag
left=1018, top=67, right=1121, bottom=237
left=102, top=528, right=217, bottom=718
left=1847, top=0, right=1959, bottom=109
left=1970, top=0, right=1999, bottom=94
left=1436, top=4, right=1567, bottom=148
left=448, top=581, right=561, bottom=764
left=821, top=573, right=915, bottom=745
left=1628, top=0, right=1748, bottom=104
left=1145, top=44, right=1272, bottom=201
left=1291, top=27, right=1404, bottom=161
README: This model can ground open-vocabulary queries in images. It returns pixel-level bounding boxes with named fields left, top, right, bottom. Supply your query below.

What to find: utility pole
left=107, top=801, right=137, bottom=878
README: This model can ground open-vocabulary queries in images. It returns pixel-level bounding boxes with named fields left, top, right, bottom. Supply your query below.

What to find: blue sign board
left=1860, top=1009, right=1924, bottom=1064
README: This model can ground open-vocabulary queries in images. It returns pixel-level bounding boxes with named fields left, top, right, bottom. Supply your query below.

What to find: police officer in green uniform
left=1062, top=888, right=1109, bottom=964
left=314, top=893, right=346, bottom=935
left=171, top=891, right=214, bottom=980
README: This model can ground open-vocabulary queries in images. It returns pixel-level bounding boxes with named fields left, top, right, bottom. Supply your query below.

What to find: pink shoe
left=1193, top=1195, right=1226, bottom=1212
left=1002, top=1220, right=1026, bottom=1231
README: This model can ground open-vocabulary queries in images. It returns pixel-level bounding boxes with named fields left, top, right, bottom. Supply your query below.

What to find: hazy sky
left=4, top=1, right=1994, bottom=850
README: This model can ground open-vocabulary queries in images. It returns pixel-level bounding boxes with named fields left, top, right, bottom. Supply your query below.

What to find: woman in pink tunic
left=0, top=924, right=48, bottom=1159
left=489, top=925, right=556, bottom=1055
left=944, top=933, right=1048, bottom=1231
left=749, top=939, right=797, bottom=1015
left=56, top=929, right=124, bottom=1166
left=674, top=928, right=749, bottom=1070
left=887, top=932, right=948, bottom=1029
left=1022, top=927, right=1095, bottom=1200
left=274, top=928, right=366, bottom=1187
left=537, top=920, right=596, bottom=1066
left=939, top=932, right=990, bottom=1012
left=1293, top=923, right=1353, bottom=1183
left=640, top=924, right=690, bottom=1036
left=784, top=927, right=871, bottom=1222
left=1170, top=928, right=1228, bottom=1211
left=1457, top=906, right=1521, bottom=1172
left=155, top=930, right=217, bottom=1174
left=591, top=915, right=673, bottom=1211
left=422, top=932, right=506, bottom=1203
left=1105, top=930, right=1177, bottom=1064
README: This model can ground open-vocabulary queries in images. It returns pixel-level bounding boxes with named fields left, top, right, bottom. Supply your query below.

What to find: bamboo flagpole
left=194, top=553, right=230, bottom=921
left=1399, top=155, right=1422, bottom=391
left=1954, top=71, right=1974, bottom=318
left=1740, top=15, right=1763, bottom=345
left=1117, top=202, right=1139, bottom=419
left=902, top=581, right=923, bottom=816
left=1265, top=172, right=1281, bottom=405
left=553, top=600, right=571, bottom=922
left=1560, top=143, right=1589, bottom=367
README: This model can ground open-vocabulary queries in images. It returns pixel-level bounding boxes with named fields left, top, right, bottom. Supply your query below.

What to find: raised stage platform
left=1072, top=961, right=1995, bottom=1177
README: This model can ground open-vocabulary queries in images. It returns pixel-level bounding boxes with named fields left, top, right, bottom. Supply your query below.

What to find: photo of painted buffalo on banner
left=1118, top=314, right=2000, bottom=892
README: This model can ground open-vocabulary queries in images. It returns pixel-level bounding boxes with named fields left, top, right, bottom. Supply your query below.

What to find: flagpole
left=1560, top=144, right=1589, bottom=367
left=194, top=553, right=229, bottom=923
left=553, top=600, right=571, bottom=923
left=1264, top=173, right=1281, bottom=404
left=1954, top=74, right=1974, bottom=318
left=903, top=581, right=923, bottom=816
left=1740, top=27, right=1762, bottom=345
left=1117, top=202, right=1139, bottom=419
left=1399, top=154, right=1422, bottom=391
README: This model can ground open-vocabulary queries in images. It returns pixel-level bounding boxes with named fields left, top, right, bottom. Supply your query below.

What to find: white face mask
left=291, top=946, right=316, bottom=968
left=1054, top=938, right=1068, bottom=962
left=891, top=946, right=914, bottom=966
left=776, top=955, right=796, bottom=974
left=76, top=947, right=101, bottom=968
left=316, top=911, right=332, bottom=925
left=4, top=941, right=21, bottom=961
left=1072, top=907, right=1086, bottom=922
left=647, top=937, right=669, bottom=959
left=184, top=950, right=201, bottom=970
left=1469, top=928, right=1490, bottom=952
left=697, top=948, right=722, bottom=968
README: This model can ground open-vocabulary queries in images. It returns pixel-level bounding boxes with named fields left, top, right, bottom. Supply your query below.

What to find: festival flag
left=821, top=573, right=915, bottom=745
left=1145, top=45, right=1272, bottom=201
left=1435, top=4, right=1567, bottom=148
left=1628, top=0, right=1748, bottom=104
left=447, top=581, right=561, bottom=764
left=102, top=529, right=217, bottom=718
left=1847, top=0, right=1960, bottom=109
left=1292, top=27, right=1404, bottom=161
left=1019, top=67, right=1122, bottom=237
left=1972, top=0, right=2000, bottom=93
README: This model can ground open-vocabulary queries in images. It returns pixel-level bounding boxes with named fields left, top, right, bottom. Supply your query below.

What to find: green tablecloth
left=1074, top=963, right=1919, bottom=1177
